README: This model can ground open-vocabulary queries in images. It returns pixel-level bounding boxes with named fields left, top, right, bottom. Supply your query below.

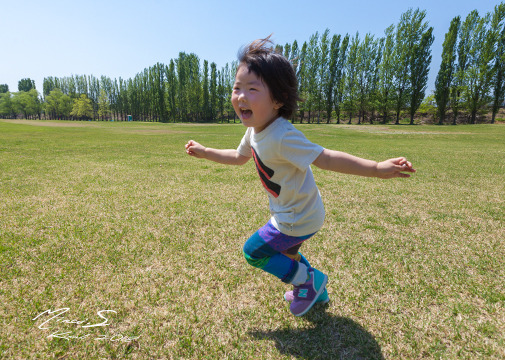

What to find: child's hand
left=376, top=157, right=416, bottom=179
left=185, top=140, right=207, bottom=159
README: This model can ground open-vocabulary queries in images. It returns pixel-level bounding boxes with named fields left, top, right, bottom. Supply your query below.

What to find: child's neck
left=254, top=115, right=280, bottom=134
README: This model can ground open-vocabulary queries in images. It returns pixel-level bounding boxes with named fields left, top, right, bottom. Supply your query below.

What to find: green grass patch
left=1, top=119, right=504, bottom=359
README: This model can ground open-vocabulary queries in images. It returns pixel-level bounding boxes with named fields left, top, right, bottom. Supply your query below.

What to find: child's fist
left=185, top=140, right=206, bottom=158
left=377, top=157, right=416, bottom=179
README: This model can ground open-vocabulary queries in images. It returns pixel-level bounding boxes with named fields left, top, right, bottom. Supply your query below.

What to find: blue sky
left=1, top=0, right=501, bottom=94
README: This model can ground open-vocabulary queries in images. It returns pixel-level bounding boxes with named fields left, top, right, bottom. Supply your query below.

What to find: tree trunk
left=470, top=110, right=477, bottom=124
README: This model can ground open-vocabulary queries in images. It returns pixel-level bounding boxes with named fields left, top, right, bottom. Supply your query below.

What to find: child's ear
left=276, top=92, right=289, bottom=110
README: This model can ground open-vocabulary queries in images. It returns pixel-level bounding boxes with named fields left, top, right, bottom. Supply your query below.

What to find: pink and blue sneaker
left=287, top=268, right=328, bottom=316
left=284, top=287, right=330, bottom=304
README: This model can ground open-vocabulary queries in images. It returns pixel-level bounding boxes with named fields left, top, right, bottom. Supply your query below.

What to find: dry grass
left=0, top=119, right=503, bottom=359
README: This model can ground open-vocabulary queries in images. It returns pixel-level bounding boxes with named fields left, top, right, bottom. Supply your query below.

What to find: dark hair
left=237, top=35, right=301, bottom=119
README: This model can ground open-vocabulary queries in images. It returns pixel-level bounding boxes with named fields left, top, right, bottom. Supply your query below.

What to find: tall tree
left=343, top=32, right=359, bottom=123
left=324, top=34, right=341, bottom=123
left=100, top=76, right=114, bottom=120
left=166, top=60, right=178, bottom=122
left=355, top=33, right=379, bottom=124
left=88, top=75, right=100, bottom=120
left=283, top=43, right=292, bottom=61
left=43, top=77, right=56, bottom=97
left=451, top=12, right=473, bottom=124
left=393, top=8, right=429, bottom=124
left=464, top=11, right=490, bottom=124
left=217, top=69, right=225, bottom=121
left=306, top=32, right=321, bottom=123
left=202, top=60, right=210, bottom=121
left=290, top=40, right=300, bottom=76
left=377, top=25, right=396, bottom=123
left=117, top=77, right=127, bottom=120
left=334, top=34, right=350, bottom=124
left=187, top=53, right=202, bottom=121
left=67, top=76, right=77, bottom=98
left=463, top=6, right=505, bottom=123
left=210, top=62, right=217, bottom=121
left=176, top=52, right=189, bottom=121
left=18, top=78, right=36, bottom=92
left=97, top=89, right=110, bottom=120
left=434, top=16, right=460, bottom=124
left=151, top=63, right=166, bottom=122
left=491, top=16, right=505, bottom=123
left=409, top=27, right=434, bottom=124
left=221, top=62, right=236, bottom=122
left=317, top=29, right=330, bottom=123
left=297, top=41, right=308, bottom=123
left=0, top=84, right=8, bottom=93
left=368, top=37, right=383, bottom=123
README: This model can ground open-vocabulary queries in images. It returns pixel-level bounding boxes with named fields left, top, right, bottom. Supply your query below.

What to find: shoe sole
left=293, top=273, right=328, bottom=317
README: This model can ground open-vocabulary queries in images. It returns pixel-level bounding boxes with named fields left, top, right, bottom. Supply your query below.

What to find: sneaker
left=284, top=287, right=330, bottom=304
left=289, top=268, right=328, bottom=317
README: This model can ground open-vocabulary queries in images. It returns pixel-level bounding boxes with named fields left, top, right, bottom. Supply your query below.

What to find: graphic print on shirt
left=251, top=147, right=281, bottom=198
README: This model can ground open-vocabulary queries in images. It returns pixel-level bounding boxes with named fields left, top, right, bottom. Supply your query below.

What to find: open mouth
left=241, top=109, right=252, bottom=119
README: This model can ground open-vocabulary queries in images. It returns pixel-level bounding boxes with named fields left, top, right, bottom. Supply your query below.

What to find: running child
left=185, top=36, right=415, bottom=316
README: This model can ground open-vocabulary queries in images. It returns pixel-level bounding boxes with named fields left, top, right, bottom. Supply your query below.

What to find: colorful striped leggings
left=242, top=220, right=315, bottom=284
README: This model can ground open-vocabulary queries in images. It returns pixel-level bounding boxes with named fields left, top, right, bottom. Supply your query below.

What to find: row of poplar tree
left=1, top=5, right=504, bottom=124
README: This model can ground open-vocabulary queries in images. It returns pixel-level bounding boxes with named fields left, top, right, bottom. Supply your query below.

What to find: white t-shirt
left=237, top=117, right=325, bottom=236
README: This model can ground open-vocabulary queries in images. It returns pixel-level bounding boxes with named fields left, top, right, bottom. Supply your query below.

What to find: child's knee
left=243, top=250, right=269, bottom=268
left=243, top=233, right=271, bottom=269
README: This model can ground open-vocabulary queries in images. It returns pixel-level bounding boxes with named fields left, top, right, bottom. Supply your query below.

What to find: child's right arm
left=185, top=140, right=250, bottom=165
left=312, top=149, right=415, bottom=179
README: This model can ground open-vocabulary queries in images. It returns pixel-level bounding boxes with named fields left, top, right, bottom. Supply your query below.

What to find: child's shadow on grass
left=249, top=306, right=384, bottom=359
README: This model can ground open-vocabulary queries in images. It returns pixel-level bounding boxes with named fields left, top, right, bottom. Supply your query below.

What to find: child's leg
left=282, top=243, right=311, bottom=267
left=299, top=254, right=311, bottom=267
left=283, top=245, right=329, bottom=304
left=242, top=221, right=313, bottom=284
left=243, top=221, right=328, bottom=316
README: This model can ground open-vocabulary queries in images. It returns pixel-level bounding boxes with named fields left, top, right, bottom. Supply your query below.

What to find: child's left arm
left=312, top=149, right=416, bottom=179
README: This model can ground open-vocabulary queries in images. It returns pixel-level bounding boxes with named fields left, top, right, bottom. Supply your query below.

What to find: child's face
left=231, top=65, right=282, bottom=133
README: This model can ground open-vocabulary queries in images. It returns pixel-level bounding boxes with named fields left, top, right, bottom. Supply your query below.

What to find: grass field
left=0, top=119, right=504, bottom=359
